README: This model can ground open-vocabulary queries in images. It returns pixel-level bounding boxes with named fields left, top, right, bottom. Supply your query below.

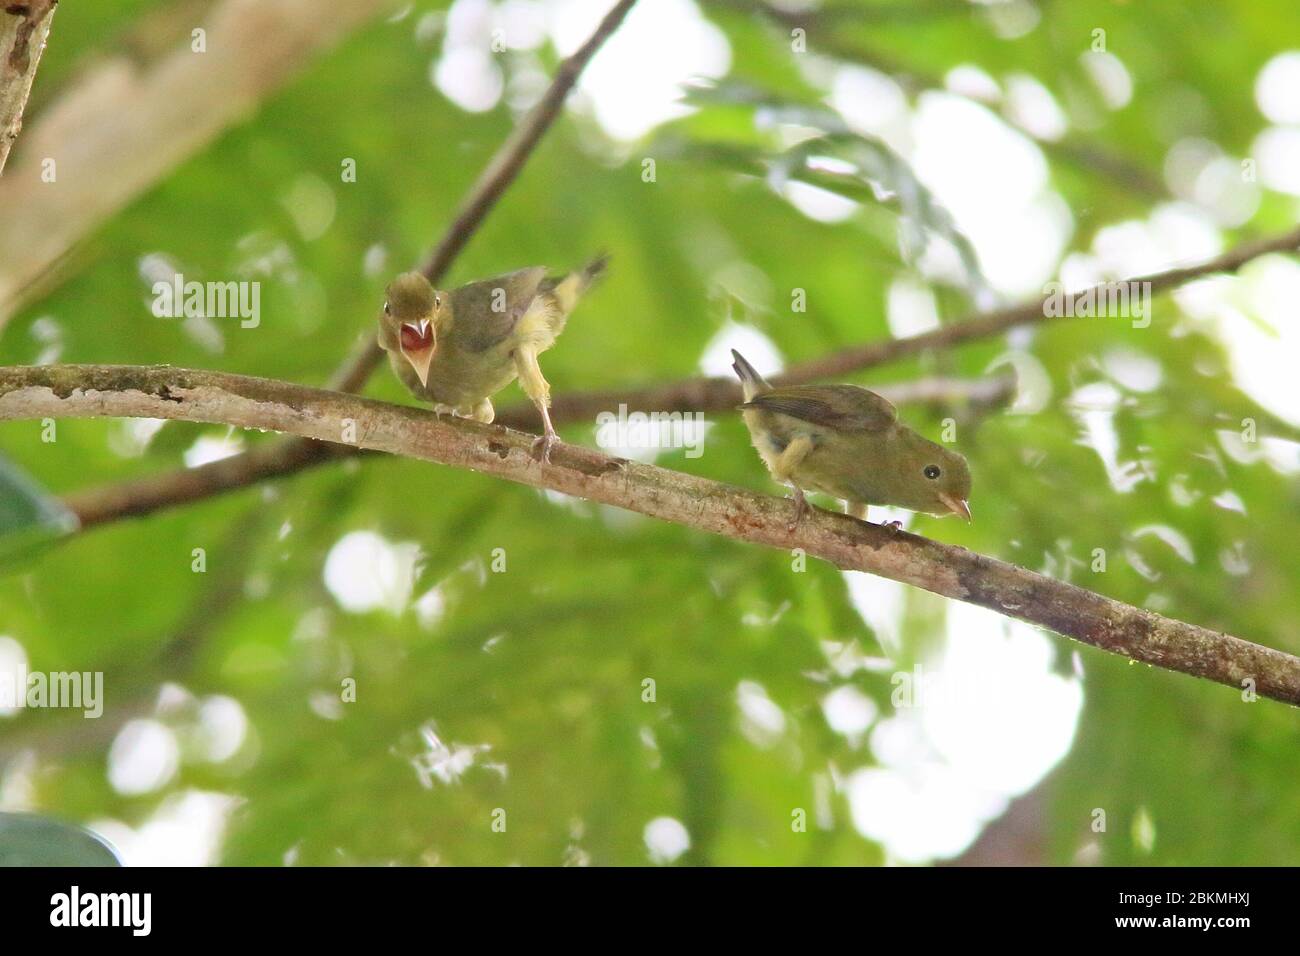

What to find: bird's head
left=891, top=433, right=972, bottom=521
left=379, top=272, right=445, bottom=388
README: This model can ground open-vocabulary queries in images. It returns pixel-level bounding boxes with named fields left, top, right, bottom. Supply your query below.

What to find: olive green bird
left=731, top=349, right=972, bottom=526
left=379, top=255, right=608, bottom=460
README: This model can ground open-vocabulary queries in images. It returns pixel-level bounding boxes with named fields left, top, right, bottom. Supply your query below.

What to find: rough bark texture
left=60, top=373, right=1009, bottom=526
left=2, top=363, right=1297, bottom=708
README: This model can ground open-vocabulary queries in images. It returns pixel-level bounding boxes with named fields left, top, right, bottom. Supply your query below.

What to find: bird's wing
left=742, top=384, right=897, bottom=431
left=447, top=267, right=548, bottom=353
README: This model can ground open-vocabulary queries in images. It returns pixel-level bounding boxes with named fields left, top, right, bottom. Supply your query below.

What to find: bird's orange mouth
left=400, top=320, right=435, bottom=387
left=938, top=493, right=971, bottom=522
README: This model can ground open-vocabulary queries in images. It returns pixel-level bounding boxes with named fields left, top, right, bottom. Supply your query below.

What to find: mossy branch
left=2, top=362, right=1297, bottom=707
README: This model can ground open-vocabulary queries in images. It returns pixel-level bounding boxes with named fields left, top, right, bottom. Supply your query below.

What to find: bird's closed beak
left=938, top=493, right=971, bottom=522
left=400, top=319, right=435, bottom=388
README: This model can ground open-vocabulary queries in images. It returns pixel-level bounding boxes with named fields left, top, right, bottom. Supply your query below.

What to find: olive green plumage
left=378, top=255, right=607, bottom=459
left=731, top=349, right=972, bottom=522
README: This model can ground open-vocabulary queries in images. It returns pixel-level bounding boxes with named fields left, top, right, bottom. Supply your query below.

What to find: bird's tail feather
left=551, top=252, right=610, bottom=313
left=730, top=349, right=771, bottom=402
left=580, top=251, right=610, bottom=286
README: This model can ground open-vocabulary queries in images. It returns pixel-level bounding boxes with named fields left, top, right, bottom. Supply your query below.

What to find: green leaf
left=0, top=453, right=79, bottom=569
left=678, top=80, right=991, bottom=300
left=0, top=813, right=121, bottom=866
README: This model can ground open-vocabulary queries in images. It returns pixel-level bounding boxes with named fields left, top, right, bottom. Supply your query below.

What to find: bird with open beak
left=378, top=255, right=607, bottom=461
left=731, top=349, right=972, bottom=526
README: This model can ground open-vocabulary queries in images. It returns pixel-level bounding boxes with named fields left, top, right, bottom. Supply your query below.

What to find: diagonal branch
left=3, top=363, right=1297, bottom=707
left=779, top=225, right=1300, bottom=382
left=54, top=222, right=1300, bottom=528
left=482, top=224, right=1300, bottom=422
left=506, top=369, right=1011, bottom=432
left=59, top=373, right=1010, bottom=526
left=0, top=0, right=57, bottom=175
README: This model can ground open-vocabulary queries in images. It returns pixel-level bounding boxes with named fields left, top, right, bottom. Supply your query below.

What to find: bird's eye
left=434, top=294, right=441, bottom=309
left=383, top=301, right=391, bottom=316
left=924, top=465, right=941, bottom=480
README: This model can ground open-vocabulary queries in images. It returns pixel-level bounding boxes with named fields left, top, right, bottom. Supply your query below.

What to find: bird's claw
left=787, top=489, right=810, bottom=533
left=531, top=431, right=557, bottom=464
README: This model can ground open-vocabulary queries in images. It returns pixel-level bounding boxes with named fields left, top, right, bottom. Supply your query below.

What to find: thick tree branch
left=54, top=222, right=1300, bottom=528
left=2, top=363, right=1297, bottom=707
left=56, top=372, right=1008, bottom=525
left=0, top=0, right=56, bottom=175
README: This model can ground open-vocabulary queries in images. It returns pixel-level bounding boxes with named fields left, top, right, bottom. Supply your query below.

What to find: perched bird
left=731, top=349, right=971, bottom=526
left=378, top=255, right=608, bottom=460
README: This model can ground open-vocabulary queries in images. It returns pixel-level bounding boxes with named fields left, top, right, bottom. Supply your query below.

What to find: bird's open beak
left=938, top=493, right=971, bottom=522
left=400, top=319, right=435, bottom=388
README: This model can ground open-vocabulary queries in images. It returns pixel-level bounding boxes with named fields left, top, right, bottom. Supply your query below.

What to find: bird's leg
left=534, top=403, right=558, bottom=463
left=514, top=345, right=557, bottom=462
left=789, top=485, right=811, bottom=530
left=470, top=399, right=495, bottom=425
left=772, top=435, right=814, bottom=530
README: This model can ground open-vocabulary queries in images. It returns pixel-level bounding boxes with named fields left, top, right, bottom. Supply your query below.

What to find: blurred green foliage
left=0, top=0, right=1297, bottom=866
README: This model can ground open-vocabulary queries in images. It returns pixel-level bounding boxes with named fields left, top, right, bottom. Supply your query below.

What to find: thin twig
left=780, top=225, right=1300, bottom=382
left=3, top=362, right=1296, bottom=707
left=498, top=371, right=1013, bottom=434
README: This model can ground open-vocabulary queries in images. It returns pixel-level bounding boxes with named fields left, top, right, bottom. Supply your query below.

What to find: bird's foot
left=531, top=430, right=558, bottom=464
left=787, top=488, right=811, bottom=532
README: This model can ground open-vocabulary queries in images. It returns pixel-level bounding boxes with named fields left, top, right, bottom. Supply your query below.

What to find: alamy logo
left=151, top=273, right=261, bottom=328
left=0, top=669, right=102, bottom=718
left=595, top=404, right=708, bottom=458
left=50, top=886, right=151, bottom=936
left=1042, top=279, right=1152, bottom=328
